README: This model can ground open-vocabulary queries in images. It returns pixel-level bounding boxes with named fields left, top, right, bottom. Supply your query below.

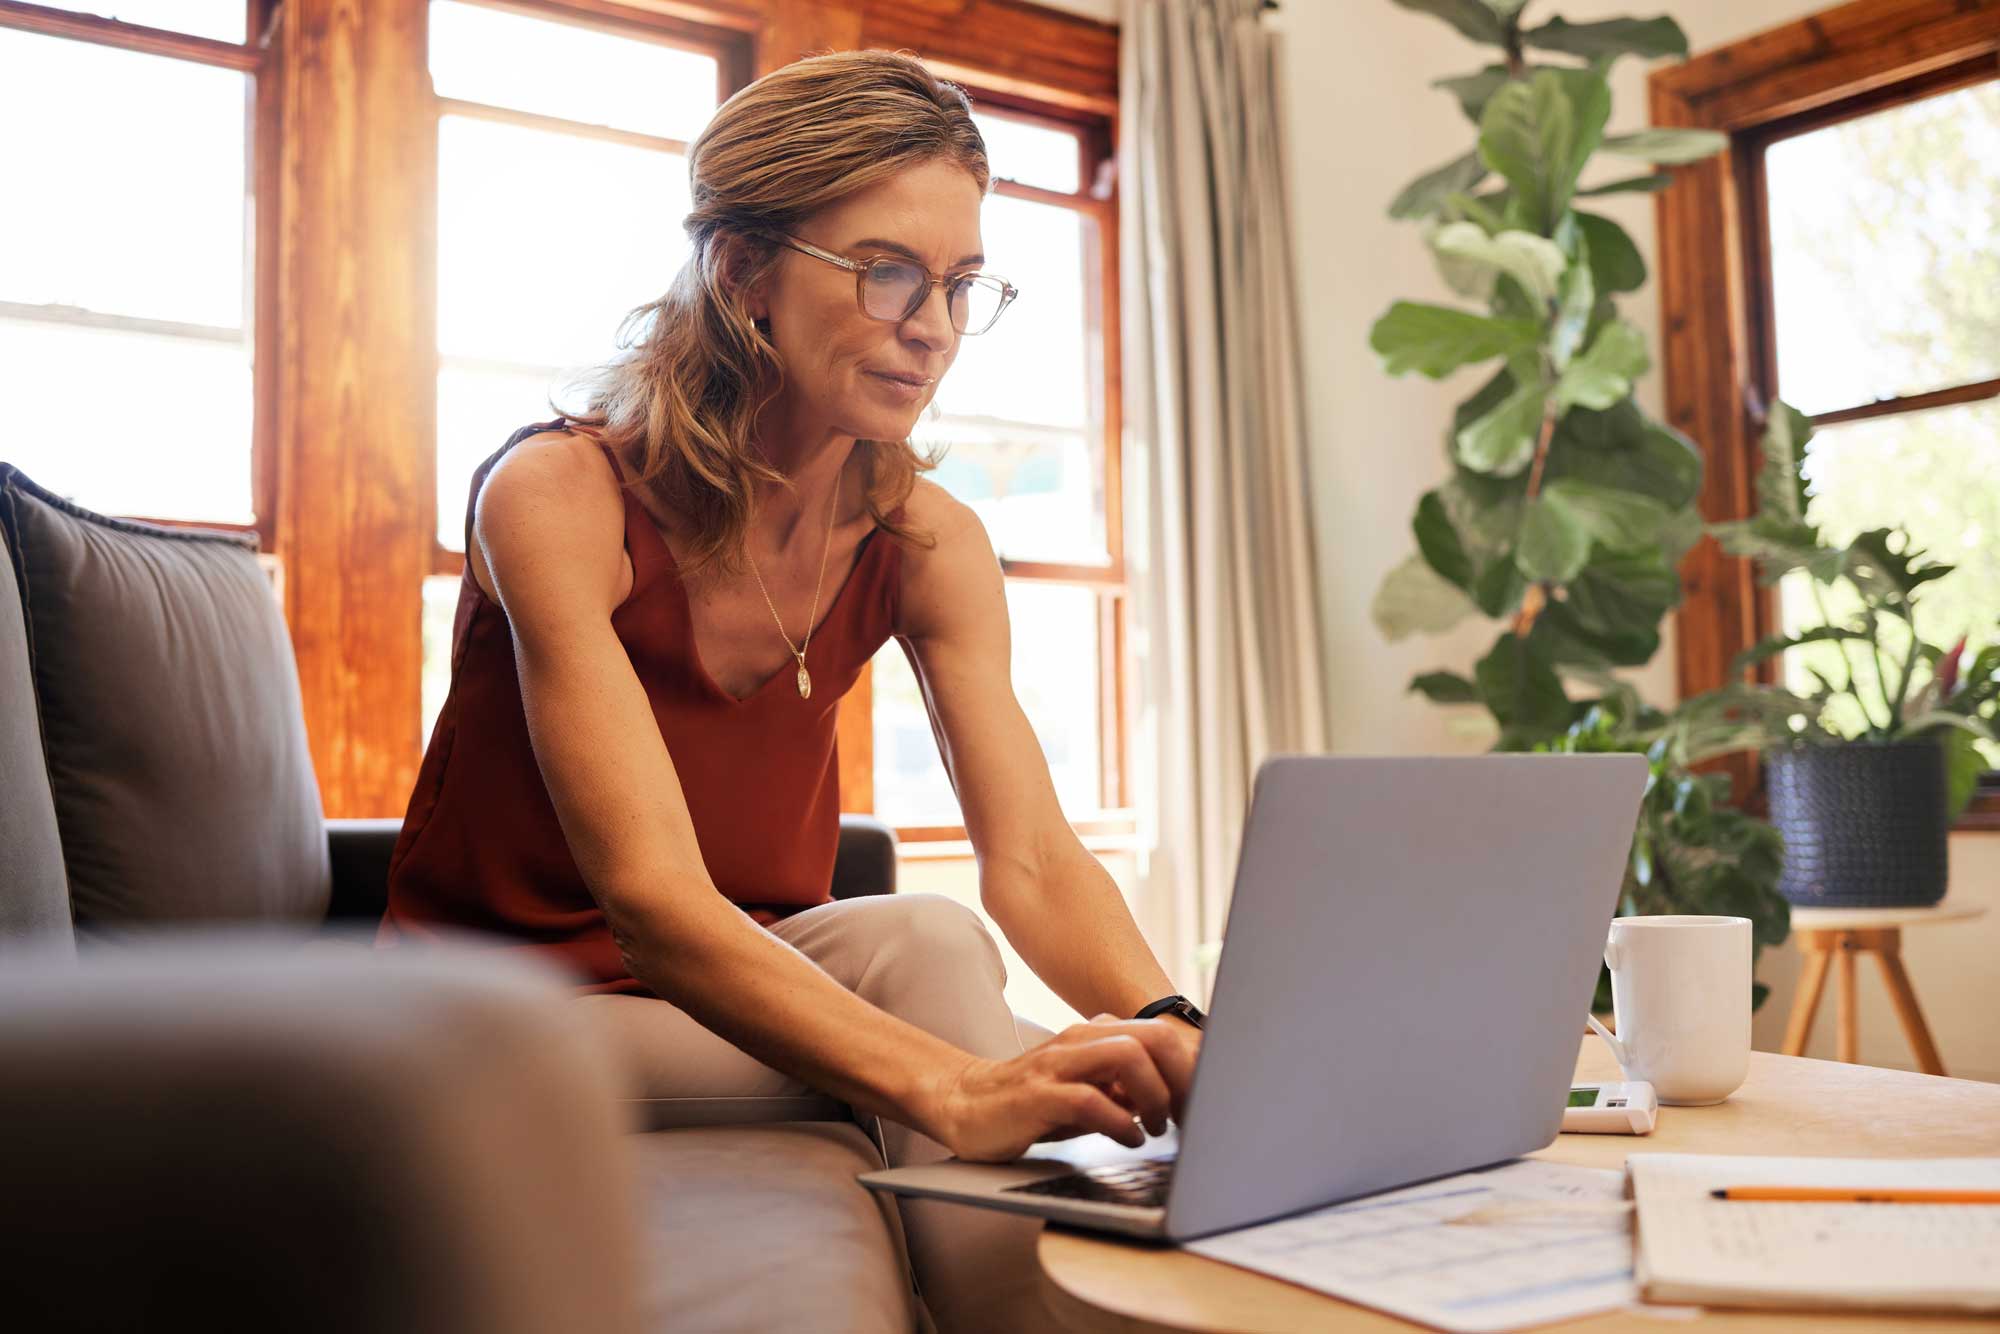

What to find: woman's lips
left=866, top=370, right=933, bottom=401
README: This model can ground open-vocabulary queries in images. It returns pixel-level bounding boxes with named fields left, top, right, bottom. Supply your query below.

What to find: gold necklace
left=745, top=468, right=842, bottom=700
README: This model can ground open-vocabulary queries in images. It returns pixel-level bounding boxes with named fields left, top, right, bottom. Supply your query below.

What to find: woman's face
left=749, top=158, right=986, bottom=447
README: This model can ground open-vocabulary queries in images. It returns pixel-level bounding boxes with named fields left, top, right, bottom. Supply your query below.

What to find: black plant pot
left=1766, top=740, right=1950, bottom=909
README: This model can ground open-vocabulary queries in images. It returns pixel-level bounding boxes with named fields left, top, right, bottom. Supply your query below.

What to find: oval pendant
left=797, top=664, right=812, bottom=699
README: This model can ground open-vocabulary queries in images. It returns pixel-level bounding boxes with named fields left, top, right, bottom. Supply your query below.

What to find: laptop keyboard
left=1004, top=1157, right=1175, bottom=1209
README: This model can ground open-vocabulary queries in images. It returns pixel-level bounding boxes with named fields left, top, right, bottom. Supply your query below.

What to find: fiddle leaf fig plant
left=1367, top=0, right=1790, bottom=1009
left=1369, top=0, right=1721, bottom=747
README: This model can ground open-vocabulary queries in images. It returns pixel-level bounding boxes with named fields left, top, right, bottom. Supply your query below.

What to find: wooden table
left=1781, top=898, right=1987, bottom=1074
left=1037, top=1039, right=2000, bottom=1332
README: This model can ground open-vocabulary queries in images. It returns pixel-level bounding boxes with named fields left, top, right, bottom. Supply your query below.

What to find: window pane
left=422, top=574, right=461, bottom=749
left=973, top=110, right=1081, bottom=193
left=925, top=421, right=1105, bottom=564
left=1777, top=396, right=2000, bottom=768
left=430, top=0, right=717, bottom=142
left=21, top=2, right=243, bottom=42
left=438, top=115, right=693, bottom=368
left=871, top=582, right=1103, bottom=824
left=1, top=314, right=252, bottom=523
left=0, top=28, right=247, bottom=329
left=1766, top=79, right=2000, bottom=416
left=925, top=196, right=1105, bottom=562
left=940, top=197, right=1089, bottom=427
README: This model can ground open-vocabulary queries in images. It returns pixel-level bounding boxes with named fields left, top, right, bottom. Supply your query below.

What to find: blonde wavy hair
left=554, top=49, right=991, bottom=577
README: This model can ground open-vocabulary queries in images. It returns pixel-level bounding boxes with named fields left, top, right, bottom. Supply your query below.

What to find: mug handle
left=1584, top=1012, right=1630, bottom=1077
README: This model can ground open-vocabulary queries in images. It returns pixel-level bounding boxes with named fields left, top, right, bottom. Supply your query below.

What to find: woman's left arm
left=895, top=488, right=1188, bottom=1031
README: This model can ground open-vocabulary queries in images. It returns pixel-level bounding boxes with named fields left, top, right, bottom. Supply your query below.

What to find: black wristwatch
left=1135, top=993, right=1206, bottom=1030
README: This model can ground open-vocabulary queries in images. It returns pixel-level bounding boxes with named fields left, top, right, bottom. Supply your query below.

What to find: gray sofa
left=0, top=464, right=980, bottom=1332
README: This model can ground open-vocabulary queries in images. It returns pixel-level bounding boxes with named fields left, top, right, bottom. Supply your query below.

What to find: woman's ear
left=719, top=232, right=770, bottom=322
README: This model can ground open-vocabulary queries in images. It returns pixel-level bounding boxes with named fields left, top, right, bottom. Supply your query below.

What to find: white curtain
left=1120, top=0, right=1328, bottom=997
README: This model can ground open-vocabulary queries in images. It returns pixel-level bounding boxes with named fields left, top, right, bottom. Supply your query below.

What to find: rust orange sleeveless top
left=375, top=418, right=905, bottom=997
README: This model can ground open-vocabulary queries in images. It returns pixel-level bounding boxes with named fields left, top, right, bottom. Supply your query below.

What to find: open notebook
left=1628, top=1154, right=2000, bottom=1313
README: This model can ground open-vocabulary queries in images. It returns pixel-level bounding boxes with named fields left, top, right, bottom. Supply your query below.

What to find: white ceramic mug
left=1584, top=915, right=1751, bottom=1106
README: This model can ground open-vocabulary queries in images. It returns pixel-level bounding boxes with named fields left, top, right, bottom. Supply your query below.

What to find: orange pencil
left=1710, top=1186, right=2000, bottom=1204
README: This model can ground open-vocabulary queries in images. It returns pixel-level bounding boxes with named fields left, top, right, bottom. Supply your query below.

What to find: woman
left=377, top=50, right=1199, bottom=1331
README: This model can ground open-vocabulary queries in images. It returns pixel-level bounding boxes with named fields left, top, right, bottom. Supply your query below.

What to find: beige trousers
left=573, top=893, right=1060, bottom=1334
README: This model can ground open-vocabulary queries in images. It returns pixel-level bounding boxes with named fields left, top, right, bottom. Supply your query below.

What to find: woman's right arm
left=474, top=436, right=1191, bottom=1161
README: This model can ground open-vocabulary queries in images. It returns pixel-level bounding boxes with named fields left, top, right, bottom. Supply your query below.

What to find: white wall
left=1273, top=0, right=2000, bottom=1082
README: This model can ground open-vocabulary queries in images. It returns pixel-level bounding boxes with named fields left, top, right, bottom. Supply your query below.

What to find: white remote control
left=1560, top=1080, right=1658, bottom=1134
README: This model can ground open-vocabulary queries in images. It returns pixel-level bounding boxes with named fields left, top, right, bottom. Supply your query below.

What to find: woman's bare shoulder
left=898, top=474, right=984, bottom=550
left=470, top=428, right=629, bottom=611
left=894, top=476, right=1003, bottom=639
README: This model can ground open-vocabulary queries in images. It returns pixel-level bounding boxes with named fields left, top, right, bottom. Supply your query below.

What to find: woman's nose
left=900, top=283, right=956, bottom=351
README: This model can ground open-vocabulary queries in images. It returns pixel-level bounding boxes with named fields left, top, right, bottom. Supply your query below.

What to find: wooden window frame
left=1651, top=0, right=2000, bottom=831
left=6, top=0, right=1121, bottom=822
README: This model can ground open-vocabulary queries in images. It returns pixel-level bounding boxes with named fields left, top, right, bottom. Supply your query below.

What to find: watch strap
left=1135, top=994, right=1206, bottom=1029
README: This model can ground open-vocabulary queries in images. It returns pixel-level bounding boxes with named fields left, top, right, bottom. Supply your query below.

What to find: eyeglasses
left=771, top=233, right=1019, bottom=336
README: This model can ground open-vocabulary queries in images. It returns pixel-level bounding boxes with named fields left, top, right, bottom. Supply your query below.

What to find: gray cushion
left=0, top=467, right=330, bottom=937
left=625, top=1122, right=921, bottom=1333
left=0, top=517, right=72, bottom=951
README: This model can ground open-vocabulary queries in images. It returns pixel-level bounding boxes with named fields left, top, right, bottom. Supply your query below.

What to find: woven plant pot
left=1766, top=740, right=1949, bottom=909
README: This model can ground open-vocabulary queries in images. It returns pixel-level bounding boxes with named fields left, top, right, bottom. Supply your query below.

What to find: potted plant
left=1681, top=401, right=2000, bottom=908
left=1364, top=0, right=1791, bottom=1008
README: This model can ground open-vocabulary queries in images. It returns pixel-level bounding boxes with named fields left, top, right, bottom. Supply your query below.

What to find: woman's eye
left=867, top=260, right=922, bottom=286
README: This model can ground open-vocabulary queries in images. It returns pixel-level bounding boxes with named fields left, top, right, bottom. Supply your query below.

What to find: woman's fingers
left=1040, top=1035, right=1175, bottom=1135
left=1043, top=1082, right=1147, bottom=1148
left=1068, top=1019, right=1196, bottom=1121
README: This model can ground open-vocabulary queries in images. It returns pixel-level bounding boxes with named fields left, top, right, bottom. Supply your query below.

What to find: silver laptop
left=858, top=752, right=1649, bottom=1242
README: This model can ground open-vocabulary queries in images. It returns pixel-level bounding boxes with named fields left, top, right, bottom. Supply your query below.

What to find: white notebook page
left=1629, top=1154, right=2000, bottom=1310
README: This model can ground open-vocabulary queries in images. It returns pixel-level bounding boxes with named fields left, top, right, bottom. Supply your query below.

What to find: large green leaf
left=1373, top=553, right=1481, bottom=640
left=1414, top=488, right=1475, bottom=589
left=1410, top=670, right=1483, bottom=703
left=1555, top=319, right=1650, bottom=411
left=1728, top=625, right=1873, bottom=677
left=1550, top=231, right=1594, bottom=369
left=1472, top=556, right=1528, bottom=618
left=1844, top=528, right=1956, bottom=606
left=1390, top=150, right=1490, bottom=220
left=1477, top=631, right=1573, bottom=734
left=1575, top=212, right=1646, bottom=292
left=1543, top=477, right=1677, bottom=550
left=1711, top=513, right=1846, bottom=584
left=1517, top=496, right=1592, bottom=581
left=1520, top=15, right=1689, bottom=60
left=1390, top=0, right=1508, bottom=44
left=1600, top=128, right=1727, bottom=164
left=1568, top=548, right=1681, bottom=640
left=1455, top=375, right=1549, bottom=476
left=1532, top=599, right=1661, bottom=668
left=1942, top=728, right=1989, bottom=821
left=1428, top=221, right=1569, bottom=305
left=1478, top=68, right=1611, bottom=234
left=1546, top=404, right=1702, bottom=508
left=1577, top=173, right=1673, bottom=197
left=1433, top=65, right=1511, bottom=123
left=1370, top=301, right=1540, bottom=378
left=1756, top=399, right=1814, bottom=523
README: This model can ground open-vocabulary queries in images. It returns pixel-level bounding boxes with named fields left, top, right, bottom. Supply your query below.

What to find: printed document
left=1186, top=1159, right=1635, bottom=1333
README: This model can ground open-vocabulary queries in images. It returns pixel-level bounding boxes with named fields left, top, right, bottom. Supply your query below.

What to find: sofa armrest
left=0, top=927, right=645, bottom=1334
left=325, top=817, right=401, bottom=923
left=331, top=816, right=895, bottom=917
left=831, top=814, right=897, bottom=900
